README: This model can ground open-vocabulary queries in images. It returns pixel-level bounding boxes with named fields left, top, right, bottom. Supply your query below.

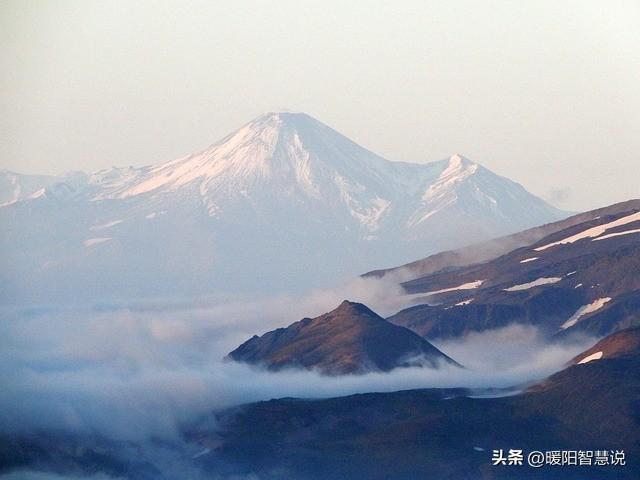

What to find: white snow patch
left=503, top=277, right=562, bottom=292
left=145, top=210, right=167, bottom=219
left=535, top=211, right=640, bottom=251
left=349, top=196, right=391, bottom=232
left=455, top=299, right=474, bottom=306
left=519, top=257, right=539, bottom=263
left=30, top=188, right=46, bottom=199
left=560, top=297, right=612, bottom=330
left=593, top=228, right=640, bottom=241
left=90, top=219, right=122, bottom=231
left=578, top=351, right=603, bottom=364
left=426, top=280, right=484, bottom=296
left=84, top=237, right=112, bottom=247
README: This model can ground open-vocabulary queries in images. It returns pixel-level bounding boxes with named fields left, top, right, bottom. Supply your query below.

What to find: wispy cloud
left=0, top=279, right=595, bottom=444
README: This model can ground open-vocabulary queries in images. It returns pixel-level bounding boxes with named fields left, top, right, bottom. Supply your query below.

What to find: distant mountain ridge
left=0, top=170, right=88, bottom=206
left=0, top=112, right=567, bottom=302
left=386, top=201, right=640, bottom=340
left=364, top=199, right=640, bottom=281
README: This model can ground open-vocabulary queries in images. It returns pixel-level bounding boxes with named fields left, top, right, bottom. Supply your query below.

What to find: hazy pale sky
left=1, top=0, right=639, bottom=211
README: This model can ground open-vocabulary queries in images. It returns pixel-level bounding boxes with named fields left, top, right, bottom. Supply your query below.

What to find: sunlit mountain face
left=0, top=112, right=566, bottom=304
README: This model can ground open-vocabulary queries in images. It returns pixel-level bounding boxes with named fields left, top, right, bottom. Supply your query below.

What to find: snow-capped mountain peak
left=0, top=112, right=568, bottom=300
left=423, top=154, right=479, bottom=202
left=90, top=112, right=397, bottom=202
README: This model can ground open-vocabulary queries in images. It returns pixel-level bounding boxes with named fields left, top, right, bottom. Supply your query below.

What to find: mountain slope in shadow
left=228, top=300, right=460, bottom=375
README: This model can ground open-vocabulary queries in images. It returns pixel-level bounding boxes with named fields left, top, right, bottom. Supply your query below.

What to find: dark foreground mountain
left=228, top=300, right=459, bottom=374
left=386, top=201, right=640, bottom=340
left=193, top=328, right=640, bottom=480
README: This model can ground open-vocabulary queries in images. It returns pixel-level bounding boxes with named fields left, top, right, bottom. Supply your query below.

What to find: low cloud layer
left=0, top=279, right=594, bottom=441
left=0, top=277, right=596, bottom=478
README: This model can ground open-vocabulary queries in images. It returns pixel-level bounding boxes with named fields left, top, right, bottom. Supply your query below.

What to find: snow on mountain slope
left=0, top=170, right=90, bottom=206
left=71, top=112, right=564, bottom=237
left=0, top=170, right=65, bottom=205
left=389, top=204, right=640, bottom=340
left=101, top=113, right=427, bottom=196
left=535, top=211, right=640, bottom=251
left=86, top=113, right=444, bottom=233
left=0, top=112, right=568, bottom=303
